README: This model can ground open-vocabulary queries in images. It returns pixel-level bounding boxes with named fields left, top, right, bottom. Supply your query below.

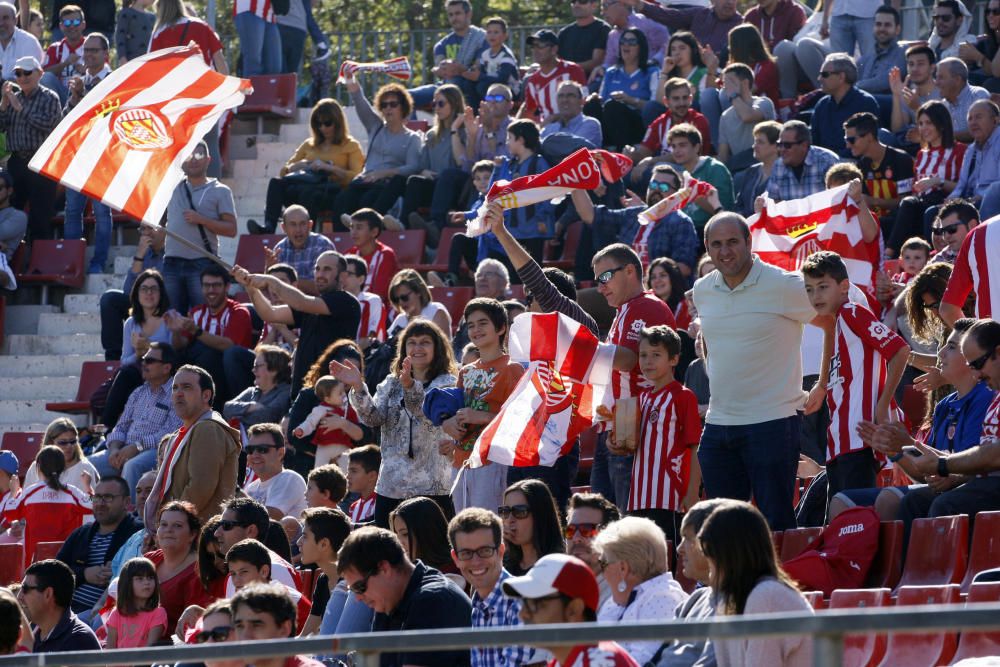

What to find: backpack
left=782, top=506, right=880, bottom=596
left=363, top=334, right=398, bottom=394
left=539, top=132, right=596, bottom=168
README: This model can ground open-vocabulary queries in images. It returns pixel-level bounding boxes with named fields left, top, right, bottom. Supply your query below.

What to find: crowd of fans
left=2, top=0, right=1000, bottom=666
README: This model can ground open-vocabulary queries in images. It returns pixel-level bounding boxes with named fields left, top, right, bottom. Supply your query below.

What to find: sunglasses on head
left=497, top=504, right=531, bottom=519
left=245, top=444, right=279, bottom=455
left=564, top=523, right=601, bottom=539
left=932, top=223, right=963, bottom=235
left=483, top=94, right=509, bottom=103
left=195, top=626, right=232, bottom=643
left=379, top=99, right=401, bottom=109
left=969, top=349, right=996, bottom=372
left=62, top=17, right=83, bottom=26
left=595, top=265, right=626, bottom=285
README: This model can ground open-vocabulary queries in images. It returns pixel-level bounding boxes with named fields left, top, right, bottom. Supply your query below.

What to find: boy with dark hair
left=346, top=208, right=399, bottom=304
left=341, top=253, right=386, bottom=347
left=802, top=251, right=910, bottom=506
left=305, top=463, right=348, bottom=509
left=226, top=538, right=311, bottom=632
left=627, top=325, right=702, bottom=545
left=347, top=445, right=380, bottom=524
left=443, top=297, right=524, bottom=512
left=231, top=582, right=323, bottom=667
left=297, top=507, right=353, bottom=635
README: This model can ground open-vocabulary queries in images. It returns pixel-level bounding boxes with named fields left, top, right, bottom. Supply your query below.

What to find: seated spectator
left=57, top=476, right=142, bottom=615
left=105, top=556, right=167, bottom=649
left=665, top=123, right=734, bottom=236
left=856, top=5, right=906, bottom=101
left=410, top=0, right=487, bottom=108
left=346, top=208, right=399, bottom=304
left=387, top=269, right=453, bottom=336
left=767, top=120, right=841, bottom=202
left=571, top=164, right=701, bottom=276
left=564, top=492, right=620, bottom=608
left=399, top=84, right=465, bottom=243
left=647, top=257, right=689, bottom=324
left=25, top=418, right=99, bottom=494
left=336, top=526, right=472, bottom=666
left=811, top=53, right=880, bottom=157
left=518, top=29, right=586, bottom=121
left=341, top=254, right=387, bottom=347
left=169, top=265, right=254, bottom=406
left=593, top=517, right=688, bottom=665
left=586, top=28, right=660, bottom=149
left=959, top=0, right=1000, bottom=93
left=296, top=507, right=352, bottom=636
left=230, top=583, right=324, bottom=667
left=713, top=63, right=777, bottom=170
left=390, top=497, right=466, bottom=587
left=745, top=0, right=806, bottom=98
left=114, top=0, right=155, bottom=65
left=700, top=501, right=813, bottom=665
left=306, top=463, right=348, bottom=510
left=40, top=4, right=87, bottom=104
left=262, top=215, right=332, bottom=304
left=99, top=225, right=165, bottom=361
left=291, top=375, right=362, bottom=470
left=215, top=497, right=300, bottom=595
left=501, top=479, right=564, bottom=576
left=223, top=345, right=293, bottom=430
left=346, top=446, right=380, bottom=524
left=0, top=168, right=25, bottom=289
left=244, top=423, right=308, bottom=520
left=929, top=0, right=974, bottom=62
left=226, top=539, right=310, bottom=632
left=948, top=100, right=1000, bottom=219
left=0, top=588, right=29, bottom=655
left=888, top=101, right=965, bottom=258
left=844, top=111, right=914, bottom=230
left=453, top=83, right=512, bottom=170
left=7, top=446, right=92, bottom=566
left=735, top=120, right=780, bottom=216
left=627, top=78, right=711, bottom=186
left=448, top=257, right=512, bottom=357
left=937, top=57, right=990, bottom=143
left=110, top=472, right=159, bottom=576
left=598, top=0, right=668, bottom=85
left=90, top=342, right=182, bottom=492
left=503, top=553, right=638, bottom=666
left=558, top=0, right=610, bottom=76
left=18, top=559, right=100, bottom=653
left=930, top=198, right=978, bottom=265
left=470, top=17, right=520, bottom=102
left=540, top=80, right=602, bottom=147
left=336, top=77, right=421, bottom=219
left=255, top=98, right=362, bottom=235
left=0, top=2, right=43, bottom=85
left=889, top=45, right=941, bottom=140
left=657, top=32, right=710, bottom=109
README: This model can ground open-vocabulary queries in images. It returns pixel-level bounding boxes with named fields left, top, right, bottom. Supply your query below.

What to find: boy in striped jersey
left=626, top=325, right=702, bottom=545
left=346, top=445, right=379, bottom=525
left=802, top=251, right=910, bottom=509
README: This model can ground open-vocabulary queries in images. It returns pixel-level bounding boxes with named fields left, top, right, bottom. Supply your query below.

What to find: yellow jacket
left=280, top=137, right=365, bottom=187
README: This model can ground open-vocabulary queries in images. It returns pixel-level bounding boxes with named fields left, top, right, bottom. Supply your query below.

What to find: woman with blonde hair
left=24, top=418, right=99, bottom=495
left=386, top=269, right=453, bottom=336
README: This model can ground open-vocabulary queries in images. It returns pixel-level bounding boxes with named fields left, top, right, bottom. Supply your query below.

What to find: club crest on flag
left=112, top=107, right=174, bottom=151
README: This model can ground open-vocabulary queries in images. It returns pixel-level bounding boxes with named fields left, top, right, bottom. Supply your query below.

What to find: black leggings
left=333, top=175, right=407, bottom=220
left=582, top=98, right=647, bottom=149
left=374, top=493, right=456, bottom=529
left=447, top=234, right=545, bottom=283
left=887, top=190, right=946, bottom=255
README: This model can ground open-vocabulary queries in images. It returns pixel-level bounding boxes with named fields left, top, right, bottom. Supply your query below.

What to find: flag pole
left=137, top=219, right=234, bottom=272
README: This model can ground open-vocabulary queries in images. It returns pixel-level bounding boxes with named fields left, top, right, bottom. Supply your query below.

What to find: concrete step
left=84, top=273, right=121, bottom=294
left=3, top=305, right=59, bottom=336
left=64, top=294, right=101, bottom=314
left=0, top=354, right=102, bottom=378
left=0, top=400, right=90, bottom=424
left=37, top=312, right=101, bottom=335
left=4, top=333, right=103, bottom=355
left=2, top=376, right=82, bottom=400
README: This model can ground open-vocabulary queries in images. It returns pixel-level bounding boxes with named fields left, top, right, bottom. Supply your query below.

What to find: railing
left=7, top=602, right=1000, bottom=667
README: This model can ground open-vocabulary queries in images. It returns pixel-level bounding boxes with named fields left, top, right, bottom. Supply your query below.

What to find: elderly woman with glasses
left=223, top=344, right=293, bottom=429
left=24, top=418, right=99, bottom=495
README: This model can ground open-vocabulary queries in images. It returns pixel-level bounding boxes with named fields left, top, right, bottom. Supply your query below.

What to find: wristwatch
left=888, top=451, right=904, bottom=463
left=937, top=456, right=950, bottom=477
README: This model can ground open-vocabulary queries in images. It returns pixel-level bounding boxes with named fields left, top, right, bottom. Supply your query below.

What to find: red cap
left=502, top=553, right=600, bottom=613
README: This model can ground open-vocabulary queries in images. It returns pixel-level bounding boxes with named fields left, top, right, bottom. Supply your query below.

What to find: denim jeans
left=698, top=415, right=801, bottom=530
left=277, top=24, right=306, bottom=74
left=235, top=12, right=282, bottom=76
left=979, top=182, right=1000, bottom=221
left=698, top=87, right=729, bottom=148
left=589, top=435, right=633, bottom=510
left=64, top=188, right=113, bottom=272
left=39, top=72, right=69, bottom=104
left=162, top=256, right=215, bottom=316
left=830, top=14, right=874, bottom=59
left=88, top=446, right=158, bottom=501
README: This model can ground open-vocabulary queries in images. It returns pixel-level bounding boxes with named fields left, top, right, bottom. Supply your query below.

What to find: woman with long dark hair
left=390, top=497, right=466, bottom=587
left=585, top=28, right=659, bottom=149
left=197, top=516, right=228, bottom=599
left=657, top=32, right=708, bottom=107
left=500, top=479, right=563, bottom=576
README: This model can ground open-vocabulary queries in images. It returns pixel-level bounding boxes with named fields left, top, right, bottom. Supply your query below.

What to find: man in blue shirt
left=540, top=80, right=602, bottom=147
left=948, top=99, right=1000, bottom=220
left=810, top=53, right=880, bottom=157
left=856, top=5, right=907, bottom=96
left=409, top=0, right=487, bottom=107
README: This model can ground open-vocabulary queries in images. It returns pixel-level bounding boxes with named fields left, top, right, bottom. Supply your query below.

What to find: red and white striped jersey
left=3, top=482, right=92, bottom=565
left=522, top=60, right=586, bottom=119
left=548, top=642, right=640, bottom=667
left=348, top=241, right=398, bottom=304
left=356, top=290, right=387, bottom=341
left=627, top=381, right=701, bottom=512
left=189, top=298, right=253, bottom=347
left=42, top=37, right=85, bottom=85
left=942, top=218, right=1000, bottom=320
left=914, top=144, right=966, bottom=185
left=232, top=0, right=274, bottom=22
left=982, top=393, right=1000, bottom=445
left=349, top=493, right=376, bottom=524
left=607, top=291, right=675, bottom=400
left=826, top=302, right=908, bottom=461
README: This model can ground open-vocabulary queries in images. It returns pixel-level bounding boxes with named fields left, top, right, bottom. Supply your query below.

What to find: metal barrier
left=6, top=602, right=1000, bottom=667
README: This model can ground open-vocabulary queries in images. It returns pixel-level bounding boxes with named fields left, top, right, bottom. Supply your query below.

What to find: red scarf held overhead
left=337, top=56, right=412, bottom=83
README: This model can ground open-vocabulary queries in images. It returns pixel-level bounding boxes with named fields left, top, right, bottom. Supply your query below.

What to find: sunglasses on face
left=349, top=571, right=377, bottom=595
left=844, top=135, right=860, bottom=144
left=140, top=357, right=164, bottom=365
left=379, top=99, right=401, bottom=110
left=777, top=140, right=804, bottom=150
left=564, top=523, right=601, bottom=539
left=595, top=266, right=626, bottom=285
left=932, top=223, right=963, bottom=235
left=245, top=444, right=279, bottom=455
left=54, top=438, right=78, bottom=446
left=969, top=349, right=996, bottom=372
left=620, top=36, right=640, bottom=45
left=454, top=545, right=499, bottom=560
left=497, top=504, right=531, bottom=519
left=818, top=70, right=838, bottom=79
left=195, top=626, right=232, bottom=643
left=394, top=291, right=413, bottom=304
left=647, top=180, right=676, bottom=193
left=923, top=300, right=941, bottom=311
left=62, top=17, right=83, bottom=26
left=483, top=94, right=509, bottom=103
left=219, top=519, right=251, bottom=532
left=434, top=99, right=449, bottom=108
left=13, top=69, right=32, bottom=77
left=18, top=583, right=43, bottom=593
left=988, top=8, right=1000, bottom=15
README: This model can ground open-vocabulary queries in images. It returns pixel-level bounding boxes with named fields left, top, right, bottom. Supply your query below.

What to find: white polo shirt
left=693, top=255, right=816, bottom=426
left=0, top=29, right=43, bottom=82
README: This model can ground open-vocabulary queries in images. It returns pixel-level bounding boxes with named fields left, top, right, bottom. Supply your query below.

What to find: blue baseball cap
left=0, top=450, right=19, bottom=476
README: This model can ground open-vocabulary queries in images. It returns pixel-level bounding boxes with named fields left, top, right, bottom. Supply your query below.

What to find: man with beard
left=626, top=78, right=711, bottom=186
left=570, top=164, right=704, bottom=277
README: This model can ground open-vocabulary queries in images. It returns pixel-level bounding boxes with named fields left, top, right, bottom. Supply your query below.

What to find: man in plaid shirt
left=268, top=205, right=334, bottom=296
left=766, top=120, right=841, bottom=203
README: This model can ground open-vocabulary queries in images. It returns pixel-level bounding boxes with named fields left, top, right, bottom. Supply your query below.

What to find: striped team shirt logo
left=112, top=108, right=174, bottom=150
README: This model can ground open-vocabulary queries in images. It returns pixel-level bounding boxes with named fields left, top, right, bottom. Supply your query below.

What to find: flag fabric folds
left=469, top=313, right=616, bottom=468
left=29, top=45, right=251, bottom=226
left=337, top=56, right=412, bottom=83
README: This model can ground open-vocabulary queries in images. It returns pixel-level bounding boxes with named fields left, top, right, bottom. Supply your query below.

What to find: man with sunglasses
left=448, top=508, right=540, bottom=667
left=338, top=525, right=472, bottom=667
left=243, top=423, right=308, bottom=521
left=39, top=5, right=86, bottom=104
left=565, top=492, right=619, bottom=608
left=766, top=120, right=840, bottom=203
left=844, top=111, right=913, bottom=225
left=18, top=559, right=100, bottom=653
left=810, top=53, right=880, bottom=157
left=928, top=198, right=977, bottom=265
left=216, top=496, right=302, bottom=596
left=928, top=0, right=973, bottom=62
left=941, top=209, right=999, bottom=329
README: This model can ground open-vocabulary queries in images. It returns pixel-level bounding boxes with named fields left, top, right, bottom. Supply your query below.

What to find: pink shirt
left=106, top=606, right=168, bottom=648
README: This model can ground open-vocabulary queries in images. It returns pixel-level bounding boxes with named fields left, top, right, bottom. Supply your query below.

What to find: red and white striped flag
left=749, top=184, right=881, bottom=287
left=469, top=313, right=615, bottom=468
left=29, top=45, right=251, bottom=225
left=634, top=173, right=714, bottom=265
left=467, top=148, right=601, bottom=237
left=337, top=56, right=412, bottom=83
left=592, top=149, right=632, bottom=183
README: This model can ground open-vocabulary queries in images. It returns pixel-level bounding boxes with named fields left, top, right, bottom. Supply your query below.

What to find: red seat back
left=33, top=541, right=63, bottom=562
left=772, top=530, right=784, bottom=556
left=430, top=286, right=474, bottom=330
left=419, top=226, right=462, bottom=273
left=381, top=230, right=426, bottom=267
left=77, top=361, right=121, bottom=402
left=405, top=120, right=429, bottom=133
left=0, top=543, right=24, bottom=586
left=878, top=584, right=960, bottom=667
left=801, top=590, right=824, bottom=609
left=508, top=284, right=526, bottom=301
left=962, top=511, right=1000, bottom=592
left=779, top=526, right=823, bottom=562
left=829, top=588, right=891, bottom=667
left=866, top=520, right=904, bottom=590
left=951, top=582, right=1000, bottom=663
left=238, top=73, right=297, bottom=117
left=543, top=221, right=582, bottom=270
left=234, top=234, right=284, bottom=274
left=898, top=514, right=969, bottom=589
left=18, top=240, right=87, bottom=288
left=296, top=568, right=316, bottom=602
left=1, top=432, right=44, bottom=476
left=900, top=385, right=927, bottom=433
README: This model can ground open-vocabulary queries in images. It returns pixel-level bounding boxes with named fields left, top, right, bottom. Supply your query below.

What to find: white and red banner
left=592, top=149, right=632, bottom=183
left=337, top=56, right=412, bottom=84
left=30, top=45, right=251, bottom=226
left=469, top=313, right=615, bottom=468
left=467, top=147, right=601, bottom=237
left=749, top=184, right=881, bottom=287
left=634, top=173, right=713, bottom=265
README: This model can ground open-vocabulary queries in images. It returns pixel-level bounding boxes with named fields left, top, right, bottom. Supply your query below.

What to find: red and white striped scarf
left=633, top=173, right=713, bottom=266
left=337, top=57, right=412, bottom=84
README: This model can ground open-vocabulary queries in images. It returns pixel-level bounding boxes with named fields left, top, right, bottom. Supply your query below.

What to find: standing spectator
left=587, top=27, right=660, bottom=149
left=810, top=54, right=880, bottom=157
left=938, top=58, right=990, bottom=143
left=266, top=206, right=336, bottom=295
left=0, top=2, right=42, bottom=83
left=275, top=0, right=305, bottom=74
left=500, top=479, right=564, bottom=576
left=767, top=120, right=841, bottom=202
left=99, top=225, right=164, bottom=361
left=889, top=46, right=940, bottom=138
left=641, top=0, right=741, bottom=58
left=233, top=0, right=281, bottom=76
left=24, top=419, right=99, bottom=494
left=161, top=142, right=237, bottom=316
left=412, top=0, right=487, bottom=107
left=844, top=111, right=914, bottom=227
left=114, top=0, right=154, bottom=65
left=929, top=0, right=974, bottom=62
left=558, top=0, right=610, bottom=76
left=223, top=345, right=293, bottom=431
left=143, top=365, right=241, bottom=524
left=243, top=423, right=308, bottom=521
left=820, top=0, right=875, bottom=60
left=565, top=492, right=620, bottom=608
left=0, top=168, right=26, bottom=289
left=948, top=100, right=1000, bottom=218
left=856, top=5, right=906, bottom=101
left=40, top=4, right=87, bottom=104
left=519, top=29, right=586, bottom=121
left=0, top=55, right=61, bottom=242
left=18, top=560, right=100, bottom=653
left=665, top=123, right=734, bottom=235
left=735, top=120, right=780, bottom=216
left=627, top=78, right=711, bottom=185
left=599, top=0, right=669, bottom=78
left=713, top=63, right=776, bottom=169
left=694, top=213, right=816, bottom=530
left=747, top=0, right=806, bottom=99
left=540, top=80, right=602, bottom=147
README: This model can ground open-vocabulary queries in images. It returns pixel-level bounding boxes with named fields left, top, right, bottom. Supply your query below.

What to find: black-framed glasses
left=648, top=180, right=676, bottom=193
left=349, top=570, right=377, bottom=595
left=595, top=266, right=626, bottom=285
left=968, top=349, right=996, bottom=372
left=379, top=99, right=401, bottom=109
left=922, top=300, right=941, bottom=311
left=138, top=284, right=160, bottom=293
left=564, top=523, right=601, bottom=539
left=932, top=223, right=962, bottom=235
left=90, top=493, right=124, bottom=503
left=844, top=135, right=859, bottom=144
left=522, top=594, right=563, bottom=613
left=18, top=583, right=43, bottom=593
left=140, top=357, right=164, bottom=365
left=777, top=140, right=804, bottom=150
left=13, top=69, right=32, bottom=77
left=219, top=519, right=251, bottom=532
left=988, top=8, right=1000, bottom=15
left=195, top=626, right=233, bottom=643
left=394, top=290, right=414, bottom=304
left=818, top=70, right=839, bottom=78
left=497, top=504, right=531, bottom=519
left=62, top=17, right=83, bottom=26
left=245, top=444, right=280, bottom=455
left=455, top=545, right=499, bottom=560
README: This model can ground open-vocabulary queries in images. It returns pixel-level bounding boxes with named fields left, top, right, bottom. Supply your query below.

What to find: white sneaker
left=382, top=214, right=404, bottom=231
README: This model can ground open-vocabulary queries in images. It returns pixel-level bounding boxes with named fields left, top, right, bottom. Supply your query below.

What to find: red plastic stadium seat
left=877, top=584, right=960, bottom=667
left=543, top=221, right=582, bottom=271
left=405, top=120, right=429, bottom=133
left=802, top=590, right=824, bottom=609
left=430, top=286, right=474, bottom=330
left=779, top=526, right=823, bottom=562
left=381, top=230, right=427, bottom=267
left=33, top=541, right=63, bottom=562
left=237, top=74, right=297, bottom=119
left=45, top=361, right=120, bottom=417
left=577, top=426, right=599, bottom=478
left=509, top=284, right=526, bottom=301
left=829, top=588, right=891, bottom=667
left=0, top=543, right=24, bottom=586
left=951, top=582, right=1000, bottom=663
left=234, top=234, right=283, bottom=274
left=417, top=227, right=462, bottom=274
left=772, top=531, right=784, bottom=555
left=961, top=511, right=1000, bottom=592
left=897, top=515, right=969, bottom=590
left=866, top=521, right=904, bottom=590
left=17, top=239, right=86, bottom=303
left=1, top=432, right=44, bottom=477
left=325, top=233, right=353, bottom=255
left=296, top=568, right=315, bottom=602
left=883, top=259, right=900, bottom=276
left=901, top=385, right=926, bottom=434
